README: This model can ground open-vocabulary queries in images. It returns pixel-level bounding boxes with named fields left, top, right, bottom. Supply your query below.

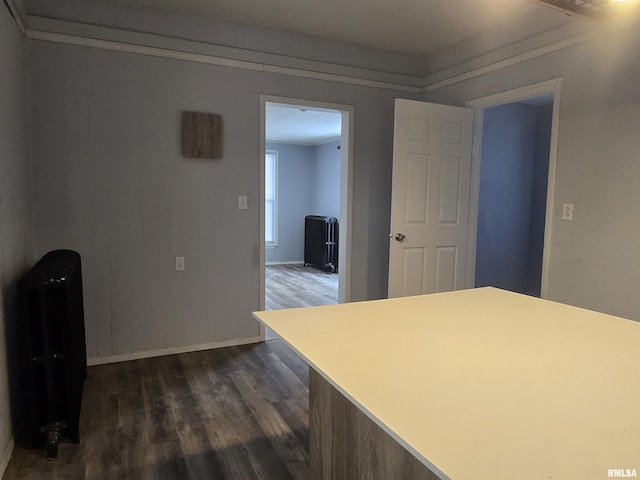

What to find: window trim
left=265, top=150, right=278, bottom=248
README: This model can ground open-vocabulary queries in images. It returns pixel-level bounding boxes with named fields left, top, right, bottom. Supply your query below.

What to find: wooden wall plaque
left=181, top=111, right=222, bottom=159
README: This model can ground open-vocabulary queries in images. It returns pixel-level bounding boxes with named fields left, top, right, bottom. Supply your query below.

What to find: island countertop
left=253, top=287, right=640, bottom=479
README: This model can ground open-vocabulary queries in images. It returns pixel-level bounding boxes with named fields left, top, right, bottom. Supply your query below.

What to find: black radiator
left=18, top=249, right=87, bottom=459
left=304, top=215, right=338, bottom=273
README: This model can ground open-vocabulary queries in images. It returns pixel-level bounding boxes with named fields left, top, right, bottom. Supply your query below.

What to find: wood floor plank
left=257, top=351, right=309, bottom=400
left=159, top=354, right=227, bottom=479
left=198, top=346, right=303, bottom=480
left=204, top=412, right=294, bottom=480
left=265, top=264, right=338, bottom=310
left=264, top=340, right=310, bottom=385
left=81, top=363, right=123, bottom=480
left=234, top=347, right=308, bottom=405
left=272, top=397, right=310, bottom=450
left=116, top=360, right=154, bottom=480
left=150, top=440, right=189, bottom=480
left=229, top=370, right=308, bottom=480
left=3, top=340, right=310, bottom=480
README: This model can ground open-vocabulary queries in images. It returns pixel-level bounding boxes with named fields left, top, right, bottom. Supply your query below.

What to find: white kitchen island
left=253, top=287, right=640, bottom=480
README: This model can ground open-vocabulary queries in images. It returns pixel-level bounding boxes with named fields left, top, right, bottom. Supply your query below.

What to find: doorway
left=466, top=79, right=562, bottom=299
left=475, top=99, right=553, bottom=297
left=259, top=96, right=353, bottom=338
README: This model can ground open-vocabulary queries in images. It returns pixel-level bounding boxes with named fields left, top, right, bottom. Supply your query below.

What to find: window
left=265, top=150, right=278, bottom=247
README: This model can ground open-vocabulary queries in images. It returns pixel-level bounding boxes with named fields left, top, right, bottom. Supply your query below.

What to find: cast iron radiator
left=18, top=249, right=87, bottom=459
left=304, top=215, right=338, bottom=273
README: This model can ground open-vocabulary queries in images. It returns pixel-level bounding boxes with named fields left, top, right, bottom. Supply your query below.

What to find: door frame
left=259, top=95, right=354, bottom=327
left=464, top=78, right=562, bottom=299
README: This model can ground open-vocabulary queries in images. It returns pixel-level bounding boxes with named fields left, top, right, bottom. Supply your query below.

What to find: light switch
left=238, top=195, right=248, bottom=210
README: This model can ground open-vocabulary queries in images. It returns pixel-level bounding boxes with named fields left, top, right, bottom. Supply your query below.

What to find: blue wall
left=475, top=102, right=552, bottom=296
left=314, top=140, right=341, bottom=219
left=265, top=141, right=341, bottom=263
left=266, top=142, right=314, bottom=263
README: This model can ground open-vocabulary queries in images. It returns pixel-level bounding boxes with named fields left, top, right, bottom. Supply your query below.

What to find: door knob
left=394, top=233, right=406, bottom=242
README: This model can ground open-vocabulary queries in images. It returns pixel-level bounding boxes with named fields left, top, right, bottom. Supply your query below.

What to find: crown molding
left=422, top=33, right=588, bottom=93
left=422, top=14, right=639, bottom=92
left=25, top=16, right=423, bottom=93
left=4, top=0, right=26, bottom=35
left=18, top=7, right=638, bottom=96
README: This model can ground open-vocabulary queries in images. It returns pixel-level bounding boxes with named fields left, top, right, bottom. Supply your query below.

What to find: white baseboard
left=265, top=261, right=305, bottom=266
left=87, top=335, right=263, bottom=366
left=0, top=435, right=15, bottom=479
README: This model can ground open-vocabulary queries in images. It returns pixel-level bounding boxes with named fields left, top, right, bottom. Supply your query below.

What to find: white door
left=388, top=99, right=474, bottom=298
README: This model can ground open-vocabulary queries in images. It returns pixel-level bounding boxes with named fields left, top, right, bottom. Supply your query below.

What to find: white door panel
left=388, top=99, right=474, bottom=298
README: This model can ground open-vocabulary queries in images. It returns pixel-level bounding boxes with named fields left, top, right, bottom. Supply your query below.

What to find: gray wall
left=0, top=2, right=33, bottom=469
left=426, top=23, right=640, bottom=320
left=28, top=40, right=414, bottom=361
left=265, top=142, right=314, bottom=264
left=265, top=140, right=341, bottom=264
left=314, top=140, right=341, bottom=220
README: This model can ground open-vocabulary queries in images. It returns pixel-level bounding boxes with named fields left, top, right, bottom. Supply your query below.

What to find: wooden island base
left=309, top=368, right=441, bottom=480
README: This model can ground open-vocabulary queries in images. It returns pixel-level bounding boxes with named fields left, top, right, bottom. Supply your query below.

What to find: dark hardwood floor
left=265, top=264, right=338, bottom=310
left=4, top=264, right=335, bottom=480
left=4, top=340, right=310, bottom=480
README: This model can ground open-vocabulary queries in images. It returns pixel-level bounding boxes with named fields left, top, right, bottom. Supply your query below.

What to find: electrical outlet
left=562, top=204, right=573, bottom=221
left=175, top=256, right=185, bottom=271
left=238, top=195, right=248, bottom=210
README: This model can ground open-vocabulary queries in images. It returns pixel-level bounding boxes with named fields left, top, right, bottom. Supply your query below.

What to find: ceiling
left=26, top=0, right=635, bottom=143
left=88, top=0, right=585, bottom=57
left=530, top=0, right=638, bottom=21
left=266, top=104, right=341, bottom=145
